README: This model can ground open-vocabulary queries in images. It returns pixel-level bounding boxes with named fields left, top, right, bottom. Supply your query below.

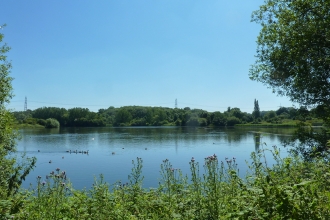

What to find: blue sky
left=1, top=0, right=293, bottom=113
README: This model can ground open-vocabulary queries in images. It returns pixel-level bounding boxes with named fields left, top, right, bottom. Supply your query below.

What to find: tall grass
left=9, top=146, right=330, bottom=219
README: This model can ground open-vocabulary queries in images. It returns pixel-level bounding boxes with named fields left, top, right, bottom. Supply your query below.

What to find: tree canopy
left=249, top=0, right=330, bottom=108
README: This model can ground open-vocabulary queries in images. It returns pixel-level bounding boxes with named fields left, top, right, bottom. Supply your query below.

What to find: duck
left=112, top=152, right=115, bottom=155
left=49, top=160, right=52, bottom=163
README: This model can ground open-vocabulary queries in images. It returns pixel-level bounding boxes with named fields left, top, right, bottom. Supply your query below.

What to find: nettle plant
left=17, top=168, right=72, bottom=219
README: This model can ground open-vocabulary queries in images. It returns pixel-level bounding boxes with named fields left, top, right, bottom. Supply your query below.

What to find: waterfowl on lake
left=49, top=160, right=52, bottom=163
left=38, top=150, right=40, bottom=152
left=112, top=152, right=115, bottom=155
left=145, top=148, right=147, bottom=150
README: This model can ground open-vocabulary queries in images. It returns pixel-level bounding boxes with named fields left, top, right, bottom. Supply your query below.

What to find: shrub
left=198, top=118, right=208, bottom=126
left=37, top=119, right=46, bottom=126
left=186, top=117, right=199, bottom=126
left=45, top=118, right=60, bottom=128
left=24, top=117, right=37, bottom=125
left=226, top=116, right=241, bottom=126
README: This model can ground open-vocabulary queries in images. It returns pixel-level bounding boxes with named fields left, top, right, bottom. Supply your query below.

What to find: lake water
left=17, top=126, right=294, bottom=190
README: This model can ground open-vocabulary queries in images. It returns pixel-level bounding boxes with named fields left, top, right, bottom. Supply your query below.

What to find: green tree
left=230, top=107, right=244, bottom=120
left=252, top=99, right=260, bottom=119
left=250, top=0, right=330, bottom=159
left=114, top=108, right=132, bottom=126
left=0, top=26, right=36, bottom=216
left=250, top=0, right=330, bottom=109
left=212, top=111, right=226, bottom=126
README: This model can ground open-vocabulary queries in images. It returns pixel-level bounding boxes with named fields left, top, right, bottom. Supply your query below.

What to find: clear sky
left=1, top=0, right=294, bottom=113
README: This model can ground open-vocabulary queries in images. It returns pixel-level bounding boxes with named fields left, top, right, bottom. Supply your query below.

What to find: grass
left=3, top=145, right=330, bottom=219
left=12, top=123, right=45, bottom=129
left=237, top=119, right=325, bottom=127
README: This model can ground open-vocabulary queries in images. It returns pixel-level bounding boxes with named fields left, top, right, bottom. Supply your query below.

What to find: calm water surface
left=17, top=126, right=294, bottom=190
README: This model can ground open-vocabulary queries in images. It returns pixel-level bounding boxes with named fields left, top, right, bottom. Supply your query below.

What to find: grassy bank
left=12, top=123, right=45, bottom=129
left=3, top=146, right=330, bottom=219
left=237, top=119, right=324, bottom=128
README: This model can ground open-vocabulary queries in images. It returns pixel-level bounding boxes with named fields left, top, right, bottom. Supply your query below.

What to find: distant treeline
left=12, top=105, right=320, bottom=128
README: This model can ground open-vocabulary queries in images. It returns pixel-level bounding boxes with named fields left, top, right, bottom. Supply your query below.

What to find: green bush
left=37, top=118, right=46, bottom=126
left=45, top=118, right=60, bottom=128
left=186, top=116, right=199, bottom=126
left=226, top=116, right=241, bottom=126
left=24, top=117, right=37, bottom=125
left=198, top=118, right=208, bottom=126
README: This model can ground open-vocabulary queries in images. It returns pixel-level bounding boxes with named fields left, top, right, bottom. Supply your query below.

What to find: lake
left=17, top=126, right=294, bottom=190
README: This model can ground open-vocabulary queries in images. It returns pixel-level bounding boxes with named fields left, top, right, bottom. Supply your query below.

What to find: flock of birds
left=65, top=149, right=89, bottom=154
left=38, top=145, right=148, bottom=164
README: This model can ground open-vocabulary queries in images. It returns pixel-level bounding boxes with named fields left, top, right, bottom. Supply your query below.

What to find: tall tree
left=252, top=99, right=260, bottom=119
left=0, top=25, right=36, bottom=211
left=249, top=0, right=330, bottom=109
left=249, top=0, right=330, bottom=158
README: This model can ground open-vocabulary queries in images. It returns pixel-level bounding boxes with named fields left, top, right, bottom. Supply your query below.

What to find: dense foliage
left=12, top=104, right=323, bottom=128
left=250, top=0, right=330, bottom=160
left=7, top=148, right=330, bottom=219
left=250, top=0, right=330, bottom=109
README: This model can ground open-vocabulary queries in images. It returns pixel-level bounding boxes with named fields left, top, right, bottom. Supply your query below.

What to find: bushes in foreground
left=6, top=147, right=330, bottom=219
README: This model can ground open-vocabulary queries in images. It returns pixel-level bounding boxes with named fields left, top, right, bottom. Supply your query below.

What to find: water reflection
left=254, top=132, right=261, bottom=151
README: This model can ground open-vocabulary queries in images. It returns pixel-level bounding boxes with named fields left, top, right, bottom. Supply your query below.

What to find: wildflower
left=37, top=176, right=41, bottom=179
left=42, top=181, right=46, bottom=186
left=50, top=171, right=54, bottom=175
left=56, top=168, right=60, bottom=171
left=191, top=157, right=195, bottom=162
left=46, top=175, right=49, bottom=179
left=61, top=182, right=65, bottom=186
